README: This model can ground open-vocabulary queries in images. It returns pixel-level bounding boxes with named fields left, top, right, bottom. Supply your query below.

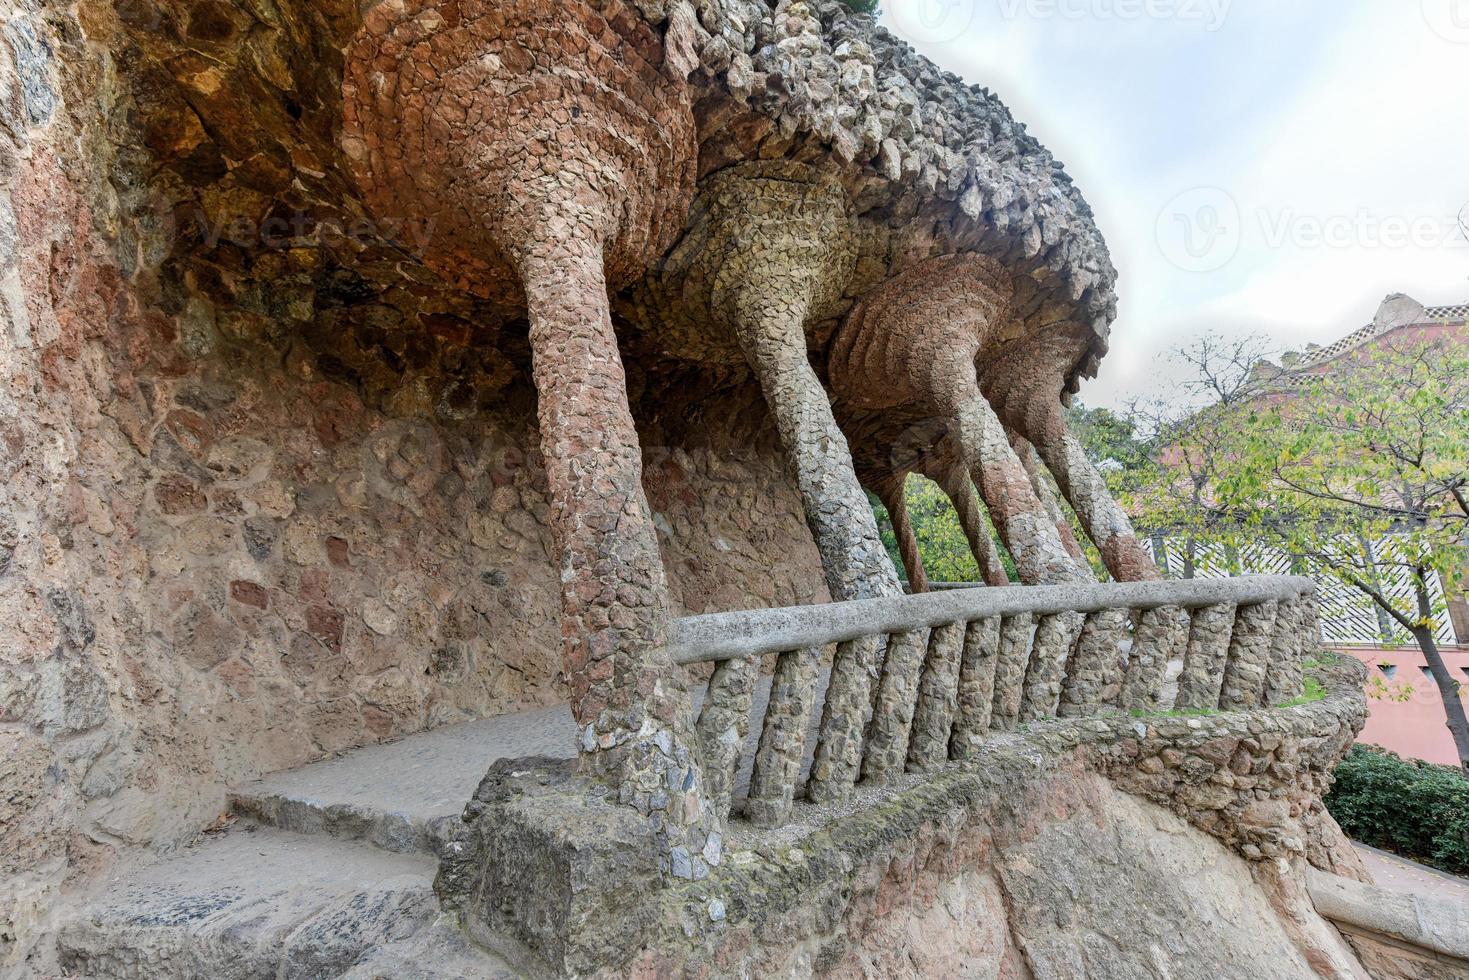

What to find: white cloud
left=881, top=2, right=1469, bottom=410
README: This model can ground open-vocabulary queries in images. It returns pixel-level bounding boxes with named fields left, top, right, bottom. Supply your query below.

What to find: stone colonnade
left=343, top=0, right=1159, bottom=862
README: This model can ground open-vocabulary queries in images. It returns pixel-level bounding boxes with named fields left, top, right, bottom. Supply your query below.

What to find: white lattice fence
left=1150, top=535, right=1456, bottom=646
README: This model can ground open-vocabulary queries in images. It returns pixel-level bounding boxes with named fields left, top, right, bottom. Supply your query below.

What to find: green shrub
left=843, top=0, right=880, bottom=12
left=1325, top=745, right=1469, bottom=874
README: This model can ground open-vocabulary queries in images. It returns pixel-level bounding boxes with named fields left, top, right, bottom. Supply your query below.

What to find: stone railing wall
left=670, top=576, right=1321, bottom=827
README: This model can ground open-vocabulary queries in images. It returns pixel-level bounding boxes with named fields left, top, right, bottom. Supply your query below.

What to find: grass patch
left=1278, top=676, right=1328, bottom=708
left=1128, top=706, right=1219, bottom=720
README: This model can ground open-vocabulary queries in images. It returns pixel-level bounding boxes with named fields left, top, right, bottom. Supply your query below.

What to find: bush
left=1325, top=744, right=1469, bottom=874
left=843, top=0, right=880, bottom=12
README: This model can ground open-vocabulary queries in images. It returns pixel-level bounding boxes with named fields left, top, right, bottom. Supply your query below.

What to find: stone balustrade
left=670, top=575, right=1321, bottom=826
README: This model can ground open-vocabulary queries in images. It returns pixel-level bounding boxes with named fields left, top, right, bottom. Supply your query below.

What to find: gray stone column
left=934, top=463, right=1012, bottom=587
left=1028, top=407, right=1162, bottom=583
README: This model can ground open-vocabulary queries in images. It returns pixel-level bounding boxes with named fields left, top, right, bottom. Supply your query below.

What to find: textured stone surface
left=746, top=646, right=821, bottom=827
left=951, top=617, right=1002, bottom=758
left=1175, top=603, right=1237, bottom=711
left=57, top=828, right=466, bottom=980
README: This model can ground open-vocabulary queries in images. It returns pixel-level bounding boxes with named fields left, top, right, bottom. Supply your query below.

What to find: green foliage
left=1326, top=745, right=1469, bottom=873
left=1279, top=676, right=1327, bottom=708
left=841, top=0, right=881, bottom=12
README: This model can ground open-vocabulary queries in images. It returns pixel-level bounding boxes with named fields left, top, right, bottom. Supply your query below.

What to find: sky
left=879, top=0, right=1469, bottom=410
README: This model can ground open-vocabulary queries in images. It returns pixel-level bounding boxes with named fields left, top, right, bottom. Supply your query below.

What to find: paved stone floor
left=1356, top=843, right=1469, bottom=906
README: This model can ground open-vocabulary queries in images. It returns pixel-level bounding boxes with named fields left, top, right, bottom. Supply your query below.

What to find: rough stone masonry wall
left=0, top=3, right=826, bottom=970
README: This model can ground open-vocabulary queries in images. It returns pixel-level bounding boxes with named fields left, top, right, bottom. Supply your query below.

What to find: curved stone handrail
left=666, top=576, right=1315, bottom=665
left=678, top=575, right=1321, bottom=828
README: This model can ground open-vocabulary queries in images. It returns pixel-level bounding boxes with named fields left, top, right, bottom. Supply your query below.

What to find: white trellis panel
left=1152, top=534, right=1456, bottom=647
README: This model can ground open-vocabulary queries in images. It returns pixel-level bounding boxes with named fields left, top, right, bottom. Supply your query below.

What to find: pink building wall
left=1339, top=645, right=1469, bottom=767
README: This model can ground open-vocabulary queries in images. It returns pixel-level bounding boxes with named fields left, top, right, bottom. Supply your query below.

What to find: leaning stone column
left=1011, top=432, right=1090, bottom=567
left=831, top=254, right=1090, bottom=587
left=1026, top=405, right=1161, bottom=583
left=934, top=464, right=1012, bottom=587
left=878, top=477, right=929, bottom=593
left=343, top=0, right=716, bottom=869
left=630, top=161, right=910, bottom=801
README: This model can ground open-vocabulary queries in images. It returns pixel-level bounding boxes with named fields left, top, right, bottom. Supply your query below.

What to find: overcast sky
left=879, top=1, right=1469, bottom=410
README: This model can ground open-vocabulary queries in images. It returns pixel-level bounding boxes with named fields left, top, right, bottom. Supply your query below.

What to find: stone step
left=229, top=704, right=578, bottom=857
left=224, top=677, right=811, bottom=858
left=58, top=825, right=516, bottom=979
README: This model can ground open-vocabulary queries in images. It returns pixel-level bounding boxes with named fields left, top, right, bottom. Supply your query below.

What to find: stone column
left=830, top=254, right=1090, bottom=587
left=1027, top=406, right=1161, bottom=583
left=343, top=0, right=716, bottom=870
left=878, top=477, right=929, bottom=593
left=935, top=465, right=1012, bottom=587
left=1011, top=432, right=1090, bottom=568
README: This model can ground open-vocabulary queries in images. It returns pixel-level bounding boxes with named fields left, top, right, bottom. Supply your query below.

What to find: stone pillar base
left=435, top=758, right=670, bottom=978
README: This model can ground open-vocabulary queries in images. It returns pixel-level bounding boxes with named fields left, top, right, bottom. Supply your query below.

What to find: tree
left=1123, top=334, right=1278, bottom=578
left=1208, top=338, right=1469, bottom=774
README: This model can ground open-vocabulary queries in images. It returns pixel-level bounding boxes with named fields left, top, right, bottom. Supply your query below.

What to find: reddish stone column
left=831, top=254, right=1090, bottom=586
left=343, top=0, right=718, bottom=872
left=878, top=477, right=929, bottom=593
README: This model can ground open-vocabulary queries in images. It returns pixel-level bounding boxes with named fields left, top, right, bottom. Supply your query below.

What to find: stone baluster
left=695, top=658, right=760, bottom=821
left=1219, top=601, right=1279, bottom=710
left=906, top=621, right=967, bottom=772
left=1175, top=604, right=1238, bottom=711
left=1265, top=597, right=1306, bottom=705
left=1058, top=608, right=1130, bottom=717
left=1021, top=611, right=1084, bottom=722
left=1121, top=606, right=1187, bottom=711
left=746, top=647, right=822, bottom=827
left=861, top=629, right=933, bottom=783
left=951, top=617, right=1002, bottom=759
left=806, top=637, right=881, bottom=802
left=990, top=613, right=1034, bottom=731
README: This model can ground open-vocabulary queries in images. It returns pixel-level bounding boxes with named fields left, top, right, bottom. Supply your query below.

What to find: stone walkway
left=1356, top=843, right=1469, bottom=907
